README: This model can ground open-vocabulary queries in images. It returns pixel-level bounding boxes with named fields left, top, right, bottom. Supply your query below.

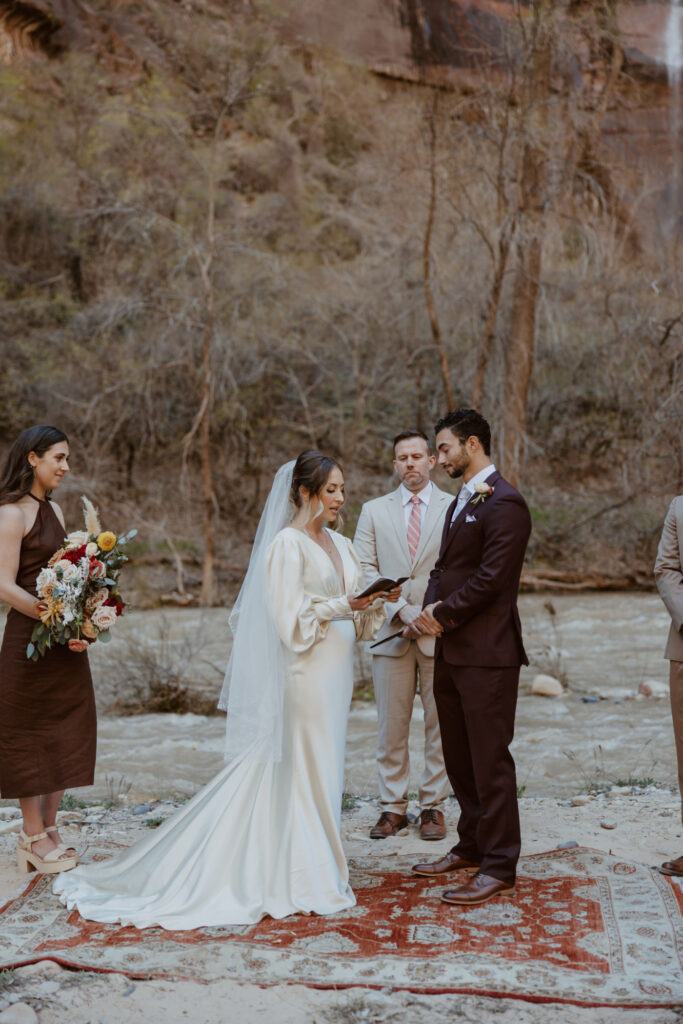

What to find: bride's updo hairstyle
left=290, top=450, right=343, bottom=529
left=0, top=425, right=69, bottom=505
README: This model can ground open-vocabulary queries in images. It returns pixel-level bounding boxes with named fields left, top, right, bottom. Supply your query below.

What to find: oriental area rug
left=0, top=846, right=682, bottom=1007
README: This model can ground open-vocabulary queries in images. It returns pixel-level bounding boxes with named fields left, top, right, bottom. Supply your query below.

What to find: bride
left=54, top=451, right=398, bottom=929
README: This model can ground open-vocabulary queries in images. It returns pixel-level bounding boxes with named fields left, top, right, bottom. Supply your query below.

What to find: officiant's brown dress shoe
left=419, top=808, right=447, bottom=840
left=370, top=812, right=408, bottom=838
left=411, top=851, right=480, bottom=876
left=441, top=872, right=515, bottom=906
left=660, top=855, right=683, bottom=877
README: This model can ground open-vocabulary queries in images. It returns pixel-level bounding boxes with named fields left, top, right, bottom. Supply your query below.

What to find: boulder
left=0, top=1005, right=39, bottom=1024
left=531, top=674, right=564, bottom=698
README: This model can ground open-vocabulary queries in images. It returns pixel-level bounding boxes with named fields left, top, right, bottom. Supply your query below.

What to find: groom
left=409, top=409, right=531, bottom=906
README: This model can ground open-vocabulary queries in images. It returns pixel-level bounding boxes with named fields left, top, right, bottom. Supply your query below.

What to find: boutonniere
left=470, top=482, right=494, bottom=506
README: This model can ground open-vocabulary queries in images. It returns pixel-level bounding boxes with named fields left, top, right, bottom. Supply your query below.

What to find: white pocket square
left=465, top=515, right=477, bottom=523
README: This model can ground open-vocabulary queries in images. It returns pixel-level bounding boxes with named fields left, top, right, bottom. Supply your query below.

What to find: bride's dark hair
left=0, top=425, right=69, bottom=505
left=290, top=450, right=343, bottom=529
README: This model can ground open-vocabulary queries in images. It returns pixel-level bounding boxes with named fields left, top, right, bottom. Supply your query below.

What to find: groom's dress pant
left=433, top=656, right=521, bottom=886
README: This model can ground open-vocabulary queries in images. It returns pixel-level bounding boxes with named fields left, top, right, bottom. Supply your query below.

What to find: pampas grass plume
left=82, top=495, right=102, bottom=537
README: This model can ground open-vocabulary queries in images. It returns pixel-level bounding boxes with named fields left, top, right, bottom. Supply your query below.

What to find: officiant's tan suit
left=655, top=497, right=683, bottom=866
left=354, top=480, right=452, bottom=824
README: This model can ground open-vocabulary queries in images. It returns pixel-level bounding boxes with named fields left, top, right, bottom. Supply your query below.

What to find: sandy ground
left=1, top=789, right=683, bottom=1024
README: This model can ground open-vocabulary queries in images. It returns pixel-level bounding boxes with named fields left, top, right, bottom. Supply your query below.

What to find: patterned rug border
left=1, top=847, right=682, bottom=1009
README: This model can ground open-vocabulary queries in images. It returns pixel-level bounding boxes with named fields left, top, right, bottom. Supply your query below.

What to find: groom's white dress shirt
left=451, top=464, right=497, bottom=522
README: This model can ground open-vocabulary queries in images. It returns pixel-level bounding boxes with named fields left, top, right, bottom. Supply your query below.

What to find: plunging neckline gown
left=54, top=527, right=384, bottom=928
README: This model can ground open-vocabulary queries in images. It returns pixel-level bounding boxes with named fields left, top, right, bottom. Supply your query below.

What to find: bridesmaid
left=0, top=425, right=97, bottom=874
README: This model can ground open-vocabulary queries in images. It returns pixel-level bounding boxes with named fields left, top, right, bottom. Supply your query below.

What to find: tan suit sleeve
left=655, top=497, right=683, bottom=635
left=353, top=501, right=407, bottom=619
left=352, top=504, right=378, bottom=585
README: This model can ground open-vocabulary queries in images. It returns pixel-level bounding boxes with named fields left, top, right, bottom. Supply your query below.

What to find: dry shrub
left=106, top=616, right=223, bottom=716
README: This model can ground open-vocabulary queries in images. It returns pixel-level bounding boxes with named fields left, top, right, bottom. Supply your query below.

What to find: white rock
left=15, top=963, right=60, bottom=977
left=638, top=679, right=669, bottom=699
left=531, top=674, right=564, bottom=698
left=36, top=982, right=60, bottom=996
left=571, top=795, right=591, bottom=806
left=0, top=820, right=21, bottom=835
left=600, top=820, right=617, bottom=829
left=0, top=1004, right=39, bottom=1024
left=0, top=807, right=19, bottom=820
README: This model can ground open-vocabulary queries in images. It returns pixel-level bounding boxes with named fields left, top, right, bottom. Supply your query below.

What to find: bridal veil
left=217, top=460, right=295, bottom=763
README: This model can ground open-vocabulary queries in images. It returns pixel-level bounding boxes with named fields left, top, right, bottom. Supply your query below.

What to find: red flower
left=104, top=596, right=125, bottom=616
left=62, top=545, right=87, bottom=563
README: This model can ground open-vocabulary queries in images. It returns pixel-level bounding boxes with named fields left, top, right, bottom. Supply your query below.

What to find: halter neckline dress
left=0, top=495, right=96, bottom=798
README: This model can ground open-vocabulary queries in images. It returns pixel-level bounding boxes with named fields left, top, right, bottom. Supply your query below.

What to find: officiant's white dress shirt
left=400, top=481, right=433, bottom=528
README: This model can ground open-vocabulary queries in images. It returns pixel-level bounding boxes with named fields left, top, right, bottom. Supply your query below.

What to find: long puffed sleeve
left=266, top=531, right=353, bottom=653
left=344, top=539, right=387, bottom=641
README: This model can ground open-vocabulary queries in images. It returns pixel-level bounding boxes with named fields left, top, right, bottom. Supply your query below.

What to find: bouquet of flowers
left=27, top=497, right=136, bottom=660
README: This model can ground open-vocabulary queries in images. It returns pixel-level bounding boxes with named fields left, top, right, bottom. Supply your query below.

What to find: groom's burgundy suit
left=424, top=470, right=531, bottom=885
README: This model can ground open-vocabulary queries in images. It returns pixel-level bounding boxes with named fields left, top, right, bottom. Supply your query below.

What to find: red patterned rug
left=1, top=846, right=682, bottom=1006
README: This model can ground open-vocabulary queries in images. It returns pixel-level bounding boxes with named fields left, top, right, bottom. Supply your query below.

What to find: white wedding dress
left=53, top=527, right=384, bottom=929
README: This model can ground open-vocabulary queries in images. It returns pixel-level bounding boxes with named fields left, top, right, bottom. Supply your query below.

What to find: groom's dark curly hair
left=435, top=409, right=491, bottom=455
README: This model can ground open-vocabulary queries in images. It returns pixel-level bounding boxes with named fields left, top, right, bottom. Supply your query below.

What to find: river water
left=0, top=593, right=676, bottom=802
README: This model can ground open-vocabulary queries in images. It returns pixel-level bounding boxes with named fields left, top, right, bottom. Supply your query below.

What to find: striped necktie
left=407, top=494, right=422, bottom=561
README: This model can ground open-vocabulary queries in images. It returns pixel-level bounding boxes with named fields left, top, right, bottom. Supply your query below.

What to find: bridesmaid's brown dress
left=0, top=495, right=96, bottom=798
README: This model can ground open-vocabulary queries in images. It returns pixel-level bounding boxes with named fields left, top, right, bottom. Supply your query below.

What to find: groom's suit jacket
left=655, top=495, right=683, bottom=662
left=424, top=470, right=531, bottom=667
left=354, top=484, right=453, bottom=657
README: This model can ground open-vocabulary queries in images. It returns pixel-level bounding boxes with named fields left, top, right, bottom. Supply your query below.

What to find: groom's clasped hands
left=400, top=602, right=443, bottom=639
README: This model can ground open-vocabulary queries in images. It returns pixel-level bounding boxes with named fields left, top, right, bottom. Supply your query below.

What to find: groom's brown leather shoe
left=412, top=851, right=480, bottom=876
left=370, top=812, right=408, bottom=838
left=441, top=872, right=515, bottom=906
left=660, top=855, right=683, bottom=876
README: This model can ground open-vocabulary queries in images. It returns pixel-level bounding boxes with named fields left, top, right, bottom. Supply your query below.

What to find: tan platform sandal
left=16, top=830, right=78, bottom=874
left=45, top=825, right=78, bottom=860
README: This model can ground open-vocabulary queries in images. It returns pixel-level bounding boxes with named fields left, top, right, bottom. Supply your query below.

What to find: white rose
left=62, top=608, right=74, bottom=624
left=36, top=567, right=57, bottom=592
left=85, top=542, right=99, bottom=558
left=91, top=605, right=118, bottom=631
left=474, top=481, right=493, bottom=494
left=61, top=563, right=80, bottom=583
left=65, top=531, right=89, bottom=548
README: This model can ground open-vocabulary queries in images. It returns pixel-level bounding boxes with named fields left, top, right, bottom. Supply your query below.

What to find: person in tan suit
left=354, top=431, right=452, bottom=840
left=655, top=495, right=683, bottom=877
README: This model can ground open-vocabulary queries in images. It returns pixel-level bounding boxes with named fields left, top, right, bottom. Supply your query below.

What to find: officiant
left=354, top=431, right=452, bottom=840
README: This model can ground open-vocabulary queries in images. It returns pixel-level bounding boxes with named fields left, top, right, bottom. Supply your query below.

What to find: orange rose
left=68, top=638, right=89, bottom=653
left=48, top=547, right=66, bottom=568
left=89, top=559, right=106, bottom=579
left=81, top=619, right=97, bottom=640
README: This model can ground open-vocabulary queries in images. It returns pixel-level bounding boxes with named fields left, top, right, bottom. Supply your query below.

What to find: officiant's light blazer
left=353, top=484, right=453, bottom=657
left=655, top=495, right=683, bottom=662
